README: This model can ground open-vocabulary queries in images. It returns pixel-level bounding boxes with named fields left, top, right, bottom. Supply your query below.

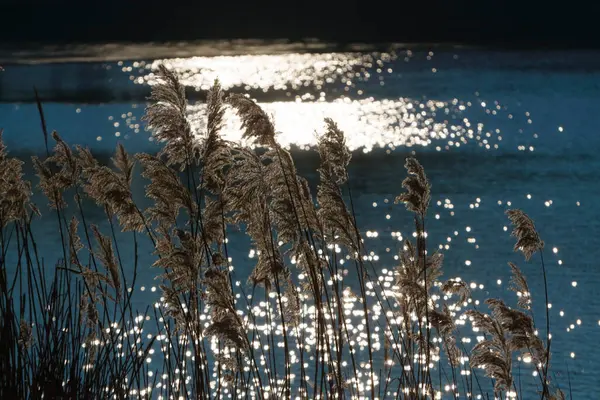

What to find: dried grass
left=0, top=65, right=565, bottom=400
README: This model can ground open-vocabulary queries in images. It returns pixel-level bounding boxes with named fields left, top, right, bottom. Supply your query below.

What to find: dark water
left=1, top=45, right=600, bottom=398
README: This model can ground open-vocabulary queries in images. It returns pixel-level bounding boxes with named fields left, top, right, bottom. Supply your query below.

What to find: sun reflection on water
left=141, top=52, right=393, bottom=92
left=116, top=52, right=516, bottom=152
left=185, top=98, right=483, bottom=151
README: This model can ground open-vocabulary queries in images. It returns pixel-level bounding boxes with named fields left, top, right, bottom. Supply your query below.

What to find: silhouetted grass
left=0, top=66, right=567, bottom=399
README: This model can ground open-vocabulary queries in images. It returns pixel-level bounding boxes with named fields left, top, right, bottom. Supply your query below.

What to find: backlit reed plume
left=430, top=306, right=461, bottom=366
left=136, top=153, right=197, bottom=230
left=90, top=225, right=121, bottom=299
left=153, top=228, right=203, bottom=293
left=201, top=197, right=226, bottom=246
left=79, top=294, right=99, bottom=328
left=264, top=147, right=318, bottom=247
left=395, top=157, right=430, bottom=217
left=316, top=118, right=359, bottom=253
left=32, top=131, right=80, bottom=209
left=203, top=267, right=248, bottom=351
left=486, top=298, right=546, bottom=367
left=226, top=94, right=275, bottom=146
left=508, top=262, right=532, bottom=310
left=441, top=278, right=471, bottom=304
left=248, top=247, right=285, bottom=290
left=466, top=307, right=514, bottom=395
left=282, top=275, right=301, bottom=327
left=68, top=216, right=84, bottom=265
left=143, top=65, right=196, bottom=169
left=506, top=209, right=544, bottom=261
left=469, top=291, right=548, bottom=397
left=0, top=130, right=37, bottom=226
left=159, top=284, right=186, bottom=331
left=394, top=155, right=435, bottom=393
left=396, top=240, right=443, bottom=316
left=507, top=208, right=552, bottom=398
left=222, top=147, right=285, bottom=289
left=79, top=144, right=145, bottom=232
left=200, top=79, right=231, bottom=194
left=318, top=118, right=351, bottom=185
left=79, top=267, right=110, bottom=294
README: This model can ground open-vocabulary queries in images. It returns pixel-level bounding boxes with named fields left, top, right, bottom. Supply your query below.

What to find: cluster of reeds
left=0, top=65, right=568, bottom=399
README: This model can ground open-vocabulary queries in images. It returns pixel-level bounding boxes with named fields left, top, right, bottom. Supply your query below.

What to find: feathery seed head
left=395, top=157, right=431, bottom=216
left=506, top=209, right=544, bottom=261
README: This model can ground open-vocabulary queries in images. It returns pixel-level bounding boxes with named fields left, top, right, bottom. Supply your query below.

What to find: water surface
left=1, top=43, right=599, bottom=398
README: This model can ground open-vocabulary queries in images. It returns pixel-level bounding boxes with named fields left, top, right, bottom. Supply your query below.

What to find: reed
left=0, top=66, right=566, bottom=399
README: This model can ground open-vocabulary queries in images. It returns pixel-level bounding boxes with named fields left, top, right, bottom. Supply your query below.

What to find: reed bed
left=0, top=65, right=567, bottom=399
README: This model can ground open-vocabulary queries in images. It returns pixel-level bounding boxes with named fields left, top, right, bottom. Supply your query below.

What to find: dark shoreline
left=2, top=40, right=600, bottom=65
left=0, top=40, right=474, bottom=65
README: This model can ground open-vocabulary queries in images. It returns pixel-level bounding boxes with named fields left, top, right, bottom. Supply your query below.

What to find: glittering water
left=1, top=46, right=600, bottom=398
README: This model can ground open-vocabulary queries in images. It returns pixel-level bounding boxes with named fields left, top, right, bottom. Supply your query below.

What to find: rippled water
left=1, top=45, right=600, bottom=398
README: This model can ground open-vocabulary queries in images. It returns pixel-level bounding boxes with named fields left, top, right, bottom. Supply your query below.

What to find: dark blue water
left=1, top=47, right=600, bottom=398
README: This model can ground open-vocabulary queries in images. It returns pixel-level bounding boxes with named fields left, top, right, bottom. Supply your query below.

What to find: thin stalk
left=539, top=251, right=551, bottom=399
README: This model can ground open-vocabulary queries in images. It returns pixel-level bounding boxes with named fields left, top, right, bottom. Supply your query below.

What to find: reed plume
left=203, top=313, right=248, bottom=352
left=136, top=153, right=197, bottom=229
left=441, top=278, right=471, bottom=304
left=201, top=197, right=227, bottom=246
left=79, top=294, right=99, bottom=328
left=0, top=130, right=38, bottom=226
left=467, top=308, right=514, bottom=395
left=248, top=249, right=285, bottom=290
left=318, top=118, right=351, bottom=185
left=486, top=298, right=546, bottom=364
left=430, top=305, right=461, bottom=366
left=200, top=79, right=231, bottom=194
left=143, top=65, right=196, bottom=169
left=32, top=132, right=80, bottom=209
left=396, top=240, right=443, bottom=316
left=203, top=267, right=248, bottom=351
left=222, top=147, right=284, bottom=289
left=316, top=119, right=359, bottom=253
left=159, top=284, right=186, bottom=331
left=226, top=94, right=276, bottom=146
left=68, top=216, right=84, bottom=265
left=282, top=276, right=301, bottom=327
left=153, top=228, right=203, bottom=293
left=507, top=208, right=552, bottom=398
left=506, top=209, right=544, bottom=261
left=80, top=144, right=145, bottom=232
left=90, top=225, right=121, bottom=299
left=395, top=157, right=430, bottom=217
left=264, top=147, right=318, bottom=246
left=508, top=262, right=532, bottom=310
